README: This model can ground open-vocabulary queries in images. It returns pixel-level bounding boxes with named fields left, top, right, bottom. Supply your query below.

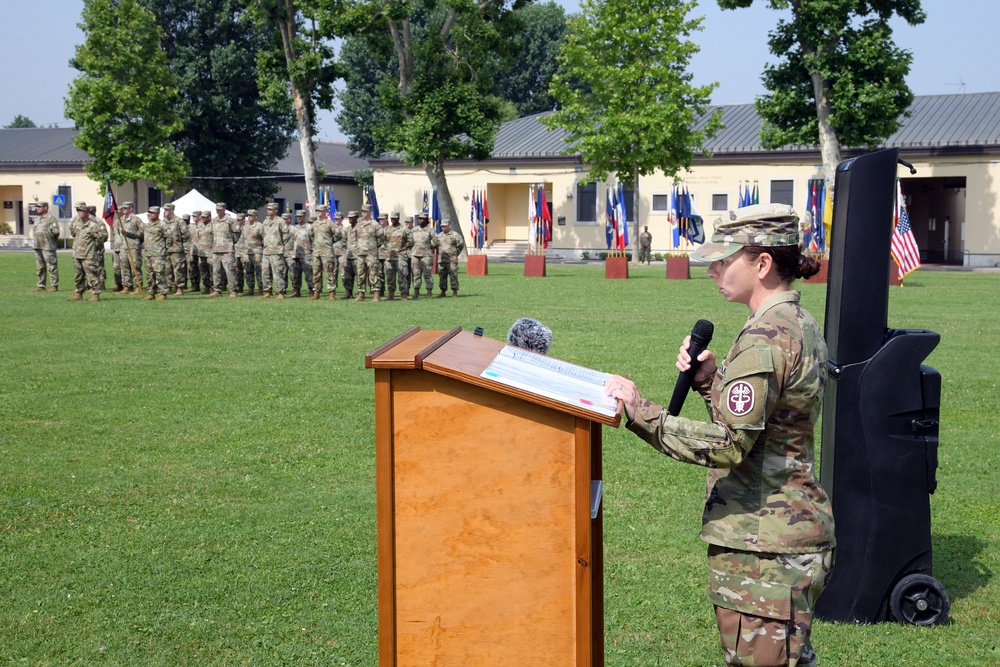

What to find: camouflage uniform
left=124, top=209, right=170, bottom=298
left=210, top=206, right=240, bottom=296
left=234, top=214, right=247, bottom=292
left=311, top=208, right=341, bottom=299
left=375, top=214, right=389, bottom=295
left=398, top=216, right=413, bottom=296
left=69, top=212, right=107, bottom=299
left=32, top=208, right=60, bottom=290
left=116, top=208, right=143, bottom=291
left=409, top=219, right=438, bottom=297
left=638, top=229, right=652, bottom=264
left=436, top=224, right=465, bottom=295
left=347, top=212, right=384, bottom=300
left=261, top=207, right=289, bottom=296
left=625, top=205, right=835, bottom=667
left=192, top=215, right=214, bottom=293
left=383, top=218, right=413, bottom=300
left=336, top=214, right=355, bottom=298
left=289, top=213, right=313, bottom=296
left=187, top=212, right=202, bottom=291
left=164, top=210, right=190, bottom=294
left=242, top=213, right=264, bottom=295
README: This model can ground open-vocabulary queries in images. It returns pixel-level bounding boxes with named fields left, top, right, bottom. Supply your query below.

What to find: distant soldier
left=192, top=210, right=214, bottom=294
left=638, top=226, right=653, bottom=265
left=187, top=210, right=203, bottom=292
left=383, top=212, right=413, bottom=300
left=335, top=211, right=355, bottom=299
left=350, top=203, right=385, bottom=301
left=289, top=210, right=313, bottom=297
left=163, top=203, right=190, bottom=295
left=89, top=205, right=108, bottom=290
left=233, top=212, right=247, bottom=293
left=116, top=202, right=143, bottom=294
left=398, top=213, right=413, bottom=298
left=242, top=209, right=264, bottom=296
left=376, top=212, right=389, bottom=297
left=32, top=201, right=60, bottom=292
left=409, top=212, right=437, bottom=299
left=68, top=202, right=107, bottom=301
left=210, top=202, right=240, bottom=298
left=310, top=204, right=341, bottom=301
left=123, top=206, right=170, bottom=300
left=260, top=203, right=289, bottom=298
left=436, top=218, right=465, bottom=298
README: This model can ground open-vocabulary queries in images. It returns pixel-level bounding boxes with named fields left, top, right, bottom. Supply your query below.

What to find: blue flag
left=432, top=189, right=441, bottom=233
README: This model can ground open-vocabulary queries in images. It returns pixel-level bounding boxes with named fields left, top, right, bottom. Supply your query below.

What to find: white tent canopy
left=134, top=188, right=233, bottom=223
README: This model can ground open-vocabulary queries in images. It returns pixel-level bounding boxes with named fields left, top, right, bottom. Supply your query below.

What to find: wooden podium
left=367, top=327, right=620, bottom=666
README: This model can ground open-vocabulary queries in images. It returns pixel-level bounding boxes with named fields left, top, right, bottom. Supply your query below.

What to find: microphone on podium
left=666, top=319, right=714, bottom=416
left=507, top=318, right=553, bottom=355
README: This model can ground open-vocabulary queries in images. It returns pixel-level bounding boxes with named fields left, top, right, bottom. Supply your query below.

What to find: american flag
left=892, top=182, right=921, bottom=279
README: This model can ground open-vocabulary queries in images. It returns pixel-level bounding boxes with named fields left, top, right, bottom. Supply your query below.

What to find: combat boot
left=88, top=293, right=100, bottom=302
left=209, top=290, right=222, bottom=297
left=276, top=292, right=285, bottom=300
left=400, top=291, right=409, bottom=300
left=174, top=289, right=184, bottom=296
left=309, top=291, right=319, bottom=300
left=291, top=289, right=301, bottom=298
left=229, top=291, right=238, bottom=298
left=33, top=286, right=46, bottom=292
left=50, top=286, right=58, bottom=292
left=452, top=290, right=459, bottom=298
left=156, top=294, right=167, bottom=301
left=142, top=294, right=154, bottom=301
left=412, top=289, right=419, bottom=300
left=386, top=291, right=395, bottom=301
left=355, top=292, right=365, bottom=302
left=112, top=285, right=123, bottom=293
left=372, top=292, right=380, bottom=303
left=261, top=292, right=272, bottom=299
left=68, top=292, right=83, bottom=301
left=202, top=287, right=211, bottom=295
left=436, top=290, right=446, bottom=298
left=329, top=291, right=337, bottom=301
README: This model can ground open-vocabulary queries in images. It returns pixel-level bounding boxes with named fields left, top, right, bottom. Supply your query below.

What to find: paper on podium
left=481, top=345, right=619, bottom=418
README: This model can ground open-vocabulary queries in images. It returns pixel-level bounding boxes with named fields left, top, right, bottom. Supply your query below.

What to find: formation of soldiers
left=40, top=199, right=469, bottom=302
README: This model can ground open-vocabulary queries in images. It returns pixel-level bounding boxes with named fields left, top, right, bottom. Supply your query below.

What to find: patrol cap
left=37, top=201, right=49, bottom=208
left=295, top=210, right=306, bottom=217
left=390, top=211, right=400, bottom=219
left=404, top=215, right=413, bottom=224
left=347, top=210, right=359, bottom=218
left=215, top=201, right=226, bottom=208
left=192, top=209, right=202, bottom=216
left=316, top=204, right=328, bottom=212
left=247, top=209, right=257, bottom=216
left=334, top=211, right=344, bottom=219
left=281, top=213, right=292, bottom=219
left=236, top=212, right=246, bottom=219
left=148, top=205, right=160, bottom=214
left=691, top=203, right=800, bottom=262
left=266, top=202, right=278, bottom=210
left=75, top=201, right=88, bottom=210
left=361, top=203, right=372, bottom=212
left=416, top=212, right=429, bottom=219
left=182, top=213, right=191, bottom=221
left=441, top=217, right=452, bottom=226
left=164, top=203, right=175, bottom=210
left=121, top=201, right=134, bottom=208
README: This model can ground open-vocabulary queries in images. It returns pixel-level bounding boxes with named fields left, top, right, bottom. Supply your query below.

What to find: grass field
left=2, top=252, right=998, bottom=666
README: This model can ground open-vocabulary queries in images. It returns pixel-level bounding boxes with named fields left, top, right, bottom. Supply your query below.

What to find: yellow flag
left=823, top=186, right=834, bottom=250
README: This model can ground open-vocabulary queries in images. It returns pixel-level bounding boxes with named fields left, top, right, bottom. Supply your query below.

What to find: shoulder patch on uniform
left=726, top=380, right=755, bottom=416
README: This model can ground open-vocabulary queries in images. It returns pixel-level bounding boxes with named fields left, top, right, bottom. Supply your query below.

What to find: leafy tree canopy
left=5, top=115, right=37, bottom=129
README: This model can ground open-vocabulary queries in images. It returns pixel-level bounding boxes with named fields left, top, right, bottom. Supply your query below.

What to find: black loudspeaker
left=815, top=148, right=949, bottom=625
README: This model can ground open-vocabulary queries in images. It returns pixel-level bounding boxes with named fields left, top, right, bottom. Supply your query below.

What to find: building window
left=576, top=182, right=597, bottom=223
left=770, top=180, right=794, bottom=206
left=57, top=185, right=73, bottom=219
left=147, top=187, right=162, bottom=208
left=652, top=194, right=670, bottom=212
left=712, top=194, right=728, bottom=211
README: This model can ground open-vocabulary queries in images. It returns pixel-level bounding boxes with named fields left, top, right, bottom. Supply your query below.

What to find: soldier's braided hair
left=743, top=246, right=822, bottom=283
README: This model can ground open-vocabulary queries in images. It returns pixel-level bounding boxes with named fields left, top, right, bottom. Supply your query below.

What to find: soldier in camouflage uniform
left=605, top=204, right=834, bottom=667
left=187, top=211, right=202, bottom=292
left=68, top=203, right=108, bottom=301
left=289, top=210, right=314, bottom=297
left=375, top=212, right=389, bottom=297
left=210, top=202, right=240, bottom=298
left=163, top=203, right=190, bottom=295
left=638, top=226, right=653, bottom=265
left=260, top=203, right=289, bottom=298
left=123, top=206, right=171, bottom=300
left=409, top=213, right=437, bottom=299
left=242, top=210, right=264, bottom=296
left=310, top=204, right=340, bottom=301
left=233, top=212, right=247, bottom=293
left=349, top=204, right=385, bottom=301
left=191, top=210, right=214, bottom=294
left=398, top=214, right=413, bottom=298
left=32, top=201, right=60, bottom=292
left=383, top=211, right=413, bottom=300
left=436, top=218, right=465, bottom=297
left=335, top=211, right=355, bottom=299
left=87, top=205, right=109, bottom=290
left=115, top=202, right=143, bottom=294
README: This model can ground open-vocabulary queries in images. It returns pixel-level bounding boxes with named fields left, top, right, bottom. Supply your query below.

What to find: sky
left=3, top=0, right=997, bottom=143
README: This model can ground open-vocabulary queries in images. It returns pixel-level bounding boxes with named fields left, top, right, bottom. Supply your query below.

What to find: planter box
left=803, top=258, right=829, bottom=284
left=666, top=255, right=690, bottom=280
left=524, top=255, right=546, bottom=277
left=890, top=258, right=902, bottom=286
left=466, top=255, right=488, bottom=276
left=604, top=256, right=629, bottom=279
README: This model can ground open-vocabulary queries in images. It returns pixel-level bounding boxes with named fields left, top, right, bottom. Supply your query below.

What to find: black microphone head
left=507, top=317, right=553, bottom=355
left=691, top=319, right=714, bottom=346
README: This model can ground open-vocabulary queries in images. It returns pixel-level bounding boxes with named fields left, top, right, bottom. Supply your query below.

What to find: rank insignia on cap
left=726, top=381, right=755, bottom=416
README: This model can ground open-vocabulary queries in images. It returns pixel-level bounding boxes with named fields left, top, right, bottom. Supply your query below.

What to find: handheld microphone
left=666, top=319, right=714, bottom=416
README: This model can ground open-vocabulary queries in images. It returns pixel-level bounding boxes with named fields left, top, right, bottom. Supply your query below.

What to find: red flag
left=483, top=189, right=489, bottom=240
left=540, top=186, right=552, bottom=248
left=103, top=178, right=118, bottom=227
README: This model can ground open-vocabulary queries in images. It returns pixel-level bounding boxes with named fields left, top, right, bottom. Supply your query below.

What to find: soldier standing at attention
left=409, top=212, right=437, bottom=299
left=289, top=210, right=313, bottom=297
left=88, top=205, right=108, bottom=290
left=32, top=201, right=60, bottom=292
left=192, top=210, right=214, bottom=294
left=260, top=202, right=289, bottom=299
left=187, top=210, right=201, bottom=292
left=233, top=212, right=247, bottom=294
left=242, top=209, right=264, bottom=296
left=351, top=204, right=385, bottom=301
left=383, top=211, right=412, bottom=300
left=123, top=206, right=170, bottom=300
left=436, top=218, right=465, bottom=298
left=604, top=204, right=834, bottom=667
left=116, top=202, right=143, bottom=294
left=163, top=203, right=190, bottom=295
left=210, top=202, right=240, bottom=298
left=335, top=211, right=355, bottom=300
left=376, top=212, right=389, bottom=298
left=68, top=202, right=107, bottom=301
left=310, top=204, right=340, bottom=301
left=398, top=214, right=413, bottom=298
left=638, top=225, right=653, bottom=265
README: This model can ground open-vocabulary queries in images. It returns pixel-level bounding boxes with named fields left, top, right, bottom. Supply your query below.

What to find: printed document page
left=481, top=346, right=619, bottom=417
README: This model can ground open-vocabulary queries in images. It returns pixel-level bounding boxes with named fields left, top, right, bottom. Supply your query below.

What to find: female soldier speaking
left=605, top=204, right=835, bottom=667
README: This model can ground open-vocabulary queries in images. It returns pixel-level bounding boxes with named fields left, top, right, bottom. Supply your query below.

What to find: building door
left=14, top=199, right=23, bottom=235
left=900, top=177, right=966, bottom=265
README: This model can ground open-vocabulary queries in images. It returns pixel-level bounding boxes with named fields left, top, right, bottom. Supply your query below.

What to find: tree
left=336, top=31, right=398, bottom=159
left=719, top=0, right=925, bottom=196
left=244, top=0, right=343, bottom=211
left=137, top=0, right=296, bottom=210
left=5, top=115, right=37, bottom=129
left=336, top=0, right=523, bottom=238
left=491, top=1, right=568, bottom=117
left=545, top=0, right=720, bottom=261
left=66, top=0, right=189, bottom=196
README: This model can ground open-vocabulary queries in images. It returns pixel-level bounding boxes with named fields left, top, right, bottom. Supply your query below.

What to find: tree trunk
left=277, top=1, right=318, bottom=212
left=631, top=164, right=640, bottom=263
left=425, top=158, right=465, bottom=241
left=811, top=71, right=840, bottom=259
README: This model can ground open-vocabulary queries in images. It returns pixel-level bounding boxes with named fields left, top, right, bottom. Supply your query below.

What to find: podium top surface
left=367, top=326, right=622, bottom=426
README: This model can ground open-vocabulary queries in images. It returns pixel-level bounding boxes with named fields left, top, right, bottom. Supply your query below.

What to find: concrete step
left=0, top=235, right=32, bottom=249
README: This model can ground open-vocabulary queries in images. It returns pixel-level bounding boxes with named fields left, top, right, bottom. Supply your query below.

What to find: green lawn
left=2, top=252, right=997, bottom=666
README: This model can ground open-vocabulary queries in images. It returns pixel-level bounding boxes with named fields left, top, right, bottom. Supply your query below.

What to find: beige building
left=0, top=128, right=366, bottom=245
left=372, top=92, right=1000, bottom=267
